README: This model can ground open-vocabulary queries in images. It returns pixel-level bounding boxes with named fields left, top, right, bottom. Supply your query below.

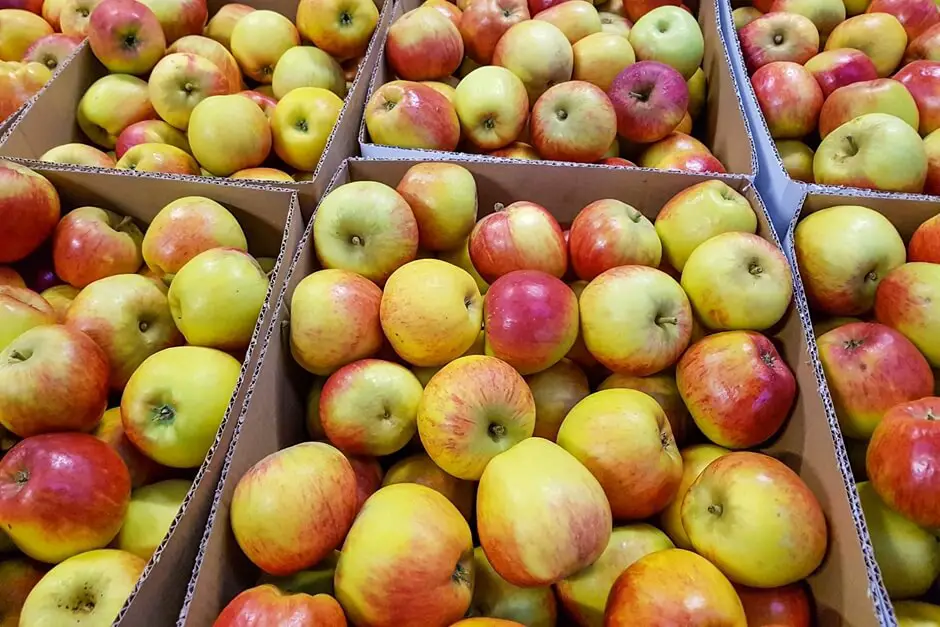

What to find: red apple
left=489, top=142, right=541, bottom=159
left=115, top=119, right=191, bottom=159
left=459, top=0, right=530, bottom=64
left=568, top=198, right=661, bottom=280
left=0, top=433, right=130, bottom=563
left=599, top=157, right=636, bottom=166
left=87, top=0, right=167, bottom=75
left=751, top=61, right=823, bottom=139
left=874, top=262, right=940, bottom=367
left=23, top=33, right=83, bottom=71
left=638, top=133, right=727, bottom=173
left=817, top=322, right=935, bottom=439
left=0, top=267, right=24, bottom=288
left=804, top=48, right=879, bottom=98
left=623, top=0, right=679, bottom=22
left=907, top=22, right=940, bottom=63
left=93, top=407, right=167, bottom=488
left=469, top=201, right=568, bottom=282
left=347, top=455, right=382, bottom=513
left=909, top=213, right=940, bottom=263
left=739, top=12, right=820, bottom=73
left=239, top=89, right=277, bottom=118
left=817, top=78, right=919, bottom=139
left=484, top=270, right=579, bottom=375
left=364, top=80, right=460, bottom=151
left=868, top=0, right=939, bottom=41
left=607, top=60, right=688, bottom=143
left=0, top=325, right=109, bottom=438
left=215, top=585, right=347, bottom=627
left=530, top=81, right=617, bottom=163
left=52, top=207, right=143, bottom=288
left=894, top=60, right=940, bottom=135
left=677, top=331, right=796, bottom=449
left=387, top=6, right=463, bottom=81
left=425, top=0, right=461, bottom=27
left=735, top=583, right=812, bottom=627
left=0, top=161, right=61, bottom=264
left=0, top=558, right=45, bottom=627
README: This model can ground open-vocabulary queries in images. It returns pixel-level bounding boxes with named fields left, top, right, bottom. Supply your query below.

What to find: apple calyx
left=151, top=404, right=177, bottom=424
left=555, top=109, right=569, bottom=121
left=452, top=553, right=473, bottom=586
left=482, top=117, right=496, bottom=130
left=656, top=315, right=678, bottom=327
left=843, top=337, right=864, bottom=351
left=748, top=261, right=763, bottom=276
left=122, top=33, right=141, bottom=51
left=487, top=422, right=507, bottom=441
left=760, top=351, right=776, bottom=367
left=14, top=469, right=29, bottom=485
left=295, top=119, right=309, bottom=133
left=707, top=503, right=723, bottom=517
left=772, top=32, right=784, bottom=45
left=629, top=88, right=651, bottom=103
left=339, top=10, right=353, bottom=26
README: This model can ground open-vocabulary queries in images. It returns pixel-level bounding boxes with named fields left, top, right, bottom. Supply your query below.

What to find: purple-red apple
left=804, top=48, right=879, bottom=98
left=607, top=60, right=688, bottom=143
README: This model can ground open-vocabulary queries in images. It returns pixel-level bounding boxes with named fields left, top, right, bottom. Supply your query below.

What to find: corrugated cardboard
left=12, top=162, right=304, bottom=627
left=358, top=0, right=758, bottom=177
left=178, top=157, right=886, bottom=627
left=0, top=0, right=394, bottom=217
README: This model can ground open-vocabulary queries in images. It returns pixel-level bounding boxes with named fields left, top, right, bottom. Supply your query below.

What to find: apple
left=122, top=345, right=240, bottom=468
left=0, top=286, right=56, bottom=352
left=492, top=20, right=574, bottom=104
left=814, top=113, right=928, bottom=193
left=0, top=433, right=130, bottom=563
left=270, top=47, right=344, bottom=101
left=598, top=373, right=691, bottom=445
left=313, top=181, right=418, bottom=284
left=188, top=94, right=272, bottom=175
left=0, top=9, right=52, bottom=61
left=455, top=66, right=530, bottom=150
left=569, top=198, right=660, bottom=280
left=599, top=11, right=631, bottom=37
left=214, top=586, right=346, bottom=627
left=677, top=331, right=796, bottom=448
left=295, top=0, right=379, bottom=61
left=203, top=3, right=253, bottom=50
left=638, top=132, right=726, bottom=173
left=148, top=52, right=231, bottom=131
left=869, top=397, right=940, bottom=529
left=142, top=195, right=247, bottom=283
left=523, top=358, right=589, bottom=441
left=605, top=549, right=746, bottom=626
left=572, top=31, right=635, bottom=91
left=87, top=0, right=166, bottom=75
left=868, top=0, right=939, bottom=41
left=533, top=0, right=601, bottom=45
left=115, top=119, right=190, bottom=158
left=469, top=201, right=567, bottom=282
left=599, top=157, right=636, bottom=166
left=607, top=60, right=688, bottom=143
left=771, top=0, right=845, bottom=36
left=424, top=0, right=461, bottom=27
left=469, top=547, right=556, bottom=626
left=0, top=60, right=51, bottom=122
left=0, top=161, right=60, bottom=264
left=40, top=143, right=116, bottom=167
left=875, top=263, right=940, bottom=366
left=818, top=322, right=934, bottom=439
left=43, top=0, right=66, bottom=28
left=0, top=267, right=24, bottom=288
left=18, top=550, right=145, bottom=626
left=364, top=80, right=460, bottom=151
left=0, top=558, right=45, bottom=627
left=23, top=33, right=82, bottom=71
left=383, top=452, right=475, bottom=519
left=826, top=13, right=907, bottom=77
left=628, top=5, right=702, bottom=79
left=421, top=79, right=458, bottom=102
left=682, top=452, right=827, bottom=587
left=805, top=48, right=880, bottom=98
left=777, top=139, right=815, bottom=182
left=910, top=213, right=940, bottom=262
left=529, top=81, right=617, bottom=163
left=115, top=142, right=200, bottom=174
left=116, top=479, right=189, bottom=560
left=623, top=0, right=679, bottom=22
left=0, top=324, right=108, bottom=438
left=818, top=78, right=919, bottom=139
left=77, top=74, right=155, bottom=149
left=230, top=9, right=298, bottom=83
left=290, top=269, right=383, bottom=376
left=387, top=7, right=463, bottom=81
left=396, top=162, right=478, bottom=252
left=895, top=61, right=940, bottom=135
left=795, top=205, right=906, bottom=315
left=908, top=22, right=940, bottom=62
left=927, top=127, right=940, bottom=194
left=656, top=444, right=730, bottom=549
left=94, top=407, right=166, bottom=487
left=59, top=0, right=102, bottom=36
left=459, top=0, right=530, bottom=64
left=739, top=12, right=818, bottom=73
left=751, top=61, right=823, bottom=139
left=271, top=87, right=343, bottom=172
left=345, top=455, right=382, bottom=513
left=230, top=167, right=294, bottom=181
left=681, top=232, right=793, bottom=331
left=580, top=265, right=691, bottom=375
left=439, top=236, right=489, bottom=294
left=735, top=583, right=812, bottom=627
left=478, top=438, right=611, bottom=585
left=895, top=601, right=940, bottom=625
left=230, top=442, right=356, bottom=577
left=168, top=34, right=242, bottom=96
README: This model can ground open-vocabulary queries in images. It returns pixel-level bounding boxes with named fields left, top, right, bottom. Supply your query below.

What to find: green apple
left=629, top=6, right=703, bottom=79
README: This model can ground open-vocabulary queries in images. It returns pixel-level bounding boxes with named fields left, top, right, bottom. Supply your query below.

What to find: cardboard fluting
left=359, top=0, right=758, bottom=177
left=178, top=158, right=883, bottom=627
left=9, top=163, right=303, bottom=627
left=0, top=0, right=394, bottom=218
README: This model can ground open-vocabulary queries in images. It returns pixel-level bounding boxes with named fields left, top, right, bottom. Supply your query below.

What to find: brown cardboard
left=12, top=162, right=304, bottom=627
left=0, top=0, right=394, bottom=218
left=786, top=184, right=940, bottom=627
left=359, top=0, right=757, bottom=177
left=179, top=158, right=883, bottom=627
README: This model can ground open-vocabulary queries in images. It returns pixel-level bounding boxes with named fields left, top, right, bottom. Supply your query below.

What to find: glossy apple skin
left=825, top=13, right=908, bottom=78
left=607, top=60, right=688, bottom=143
left=751, top=61, right=823, bottom=139
left=868, top=0, right=939, bottom=41
left=818, top=322, right=934, bottom=439
left=908, top=22, right=940, bottom=62
left=387, top=6, right=463, bottom=81
left=364, top=80, right=460, bottom=151
left=895, top=61, right=940, bottom=135
left=569, top=199, right=661, bottom=280
left=240, top=89, right=277, bottom=118
left=734, top=583, right=812, bottom=627
left=459, top=0, right=530, bottom=64
left=23, top=33, right=82, bottom=71
left=530, top=81, right=616, bottom=163
left=818, top=78, right=920, bottom=139
left=469, top=201, right=567, bottom=282
left=0, top=285, right=56, bottom=352
left=0, top=161, right=61, bottom=264
left=677, top=331, right=795, bottom=449
left=599, top=373, right=692, bottom=446
left=214, top=585, right=347, bottom=627
left=605, top=549, right=746, bottom=626
left=875, top=262, right=940, bottom=367
left=739, top=12, right=819, bottom=73
left=0, top=433, right=130, bottom=564
left=52, top=207, right=143, bottom=288
left=484, top=270, right=579, bottom=375
left=805, top=48, right=880, bottom=98
left=383, top=452, right=475, bottom=520
left=115, top=119, right=191, bottom=159
left=87, top=0, right=167, bottom=75
left=203, top=3, right=253, bottom=49
left=93, top=407, right=166, bottom=488
left=909, top=213, right=940, bottom=262
left=868, top=397, right=940, bottom=528
left=638, top=132, right=724, bottom=173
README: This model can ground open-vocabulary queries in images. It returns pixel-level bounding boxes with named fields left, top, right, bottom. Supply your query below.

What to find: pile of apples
left=734, top=0, right=940, bottom=194
left=209, top=161, right=827, bottom=627
left=0, top=0, right=380, bottom=181
left=0, top=159, right=272, bottom=627
left=795, top=203, right=940, bottom=623
left=363, top=0, right=726, bottom=172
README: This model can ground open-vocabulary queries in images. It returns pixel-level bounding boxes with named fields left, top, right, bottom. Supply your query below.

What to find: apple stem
left=707, top=503, right=723, bottom=517
left=865, top=271, right=878, bottom=283
left=8, top=349, right=29, bottom=363
left=116, top=215, right=135, bottom=232
left=152, top=404, right=176, bottom=423
left=14, top=469, right=28, bottom=485
left=748, top=262, right=763, bottom=276
left=927, top=410, right=938, bottom=421
left=488, top=423, right=507, bottom=440
left=656, top=316, right=677, bottom=326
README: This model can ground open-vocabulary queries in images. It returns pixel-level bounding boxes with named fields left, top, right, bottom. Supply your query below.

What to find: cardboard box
left=0, top=0, right=394, bottom=217
left=177, top=157, right=889, bottom=627
left=358, top=0, right=758, bottom=177
left=13, top=162, right=304, bottom=627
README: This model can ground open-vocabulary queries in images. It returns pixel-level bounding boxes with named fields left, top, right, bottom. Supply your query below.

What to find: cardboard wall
left=12, top=162, right=304, bottom=627
left=178, top=157, right=885, bottom=627
left=359, top=0, right=758, bottom=177
left=0, top=0, right=395, bottom=217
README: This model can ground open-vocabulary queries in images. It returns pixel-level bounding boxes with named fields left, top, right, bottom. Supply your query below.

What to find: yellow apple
left=687, top=66, right=706, bottom=119
left=39, top=284, right=79, bottom=321
left=659, top=444, right=729, bottom=548
left=295, top=0, right=379, bottom=61
left=39, top=143, right=116, bottom=168
left=492, top=20, right=574, bottom=103
left=272, top=45, right=346, bottom=99
left=896, top=601, right=940, bottom=626
left=115, top=142, right=201, bottom=175
left=525, top=358, right=590, bottom=441
left=271, top=86, right=343, bottom=172
left=203, top=3, right=254, bottom=50
left=572, top=31, right=635, bottom=91
left=438, top=236, right=489, bottom=294
left=76, top=74, right=155, bottom=149
left=395, top=163, right=478, bottom=252
left=115, top=479, right=190, bottom=560
left=188, top=94, right=272, bottom=175
left=148, top=52, right=231, bottom=130
left=230, top=9, right=299, bottom=83
left=470, top=547, right=557, bottom=626
left=230, top=167, right=294, bottom=182
left=455, top=66, right=529, bottom=150
left=0, top=286, right=56, bottom=351
left=0, top=9, right=53, bottom=61
left=826, top=13, right=907, bottom=77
